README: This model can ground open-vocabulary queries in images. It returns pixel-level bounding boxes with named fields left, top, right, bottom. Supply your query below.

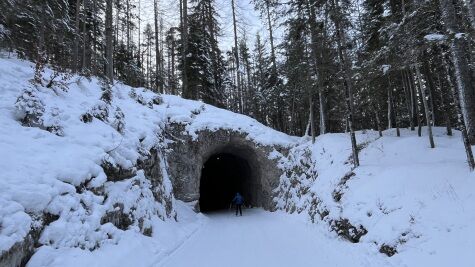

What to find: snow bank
left=275, top=128, right=475, bottom=266
left=159, top=95, right=297, bottom=147
left=0, top=55, right=295, bottom=263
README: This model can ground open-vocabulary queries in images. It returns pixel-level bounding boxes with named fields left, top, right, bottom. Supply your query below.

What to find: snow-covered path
left=157, top=209, right=389, bottom=267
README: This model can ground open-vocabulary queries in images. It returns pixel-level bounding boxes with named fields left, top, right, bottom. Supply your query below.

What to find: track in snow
left=157, top=209, right=388, bottom=267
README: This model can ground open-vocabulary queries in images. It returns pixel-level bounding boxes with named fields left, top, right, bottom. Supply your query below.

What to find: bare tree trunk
left=415, top=64, right=435, bottom=148
left=306, top=0, right=326, bottom=135
left=265, top=0, right=277, bottom=75
left=423, top=58, right=437, bottom=126
left=82, top=0, right=89, bottom=71
left=105, top=0, right=113, bottom=83
left=440, top=0, right=475, bottom=144
left=402, top=69, right=414, bottom=130
left=437, top=69, right=453, bottom=136
left=231, top=0, right=242, bottom=113
left=319, top=89, right=327, bottom=135
left=406, top=68, right=417, bottom=131
left=126, top=0, right=130, bottom=51
left=73, top=0, right=81, bottom=72
left=92, top=0, right=98, bottom=72
left=154, top=0, right=162, bottom=93
left=388, top=74, right=400, bottom=136
left=138, top=0, right=143, bottom=80
left=375, top=110, right=383, bottom=137
left=409, top=68, right=422, bottom=136
left=160, top=17, right=165, bottom=92
left=309, top=94, right=316, bottom=143
left=181, top=0, right=189, bottom=98
left=332, top=0, right=359, bottom=167
left=171, top=34, right=176, bottom=95
left=443, top=55, right=475, bottom=169
left=387, top=81, right=393, bottom=129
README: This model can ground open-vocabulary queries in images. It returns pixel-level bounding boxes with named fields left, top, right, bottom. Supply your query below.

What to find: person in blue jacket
left=232, top=192, right=244, bottom=216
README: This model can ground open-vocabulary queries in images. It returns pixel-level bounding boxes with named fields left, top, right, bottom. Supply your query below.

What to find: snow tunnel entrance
left=199, top=152, right=254, bottom=212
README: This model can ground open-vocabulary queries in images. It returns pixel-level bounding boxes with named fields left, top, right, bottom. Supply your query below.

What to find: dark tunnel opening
left=199, top=153, right=253, bottom=212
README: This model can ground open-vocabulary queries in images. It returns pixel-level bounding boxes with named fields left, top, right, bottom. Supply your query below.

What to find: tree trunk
left=402, top=69, right=414, bottom=131
left=105, top=0, right=113, bottom=83
left=388, top=75, right=400, bottom=136
left=73, top=0, right=81, bottom=72
left=409, top=68, right=422, bottom=136
left=126, top=0, right=130, bottom=51
left=444, top=54, right=475, bottom=169
left=231, top=0, right=242, bottom=113
left=307, top=0, right=327, bottom=135
left=154, top=0, right=162, bottom=93
left=82, top=0, right=88, bottom=71
left=265, top=0, right=277, bottom=75
left=138, top=0, right=143, bottom=82
left=439, top=0, right=475, bottom=144
left=332, top=0, right=359, bottom=167
left=309, top=93, right=316, bottom=143
left=437, top=69, right=453, bottom=136
left=422, top=58, right=437, bottom=126
left=387, top=80, right=393, bottom=129
left=181, top=0, right=189, bottom=98
left=375, top=110, right=383, bottom=137
left=415, top=64, right=435, bottom=148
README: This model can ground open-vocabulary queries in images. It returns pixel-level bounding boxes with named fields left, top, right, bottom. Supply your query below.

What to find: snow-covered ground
left=159, top=209, right=389, bottom=267
left=27, top=201, right=205, bottom=267
left=0, top=55, right=294, bottom=265
left=1, top=55, right=475, bottom=266
left=277, top=128, right=475, bottom=266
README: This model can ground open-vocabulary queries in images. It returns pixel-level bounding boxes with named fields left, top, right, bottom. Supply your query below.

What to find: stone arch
left=165, top=125, right=284, bottom=211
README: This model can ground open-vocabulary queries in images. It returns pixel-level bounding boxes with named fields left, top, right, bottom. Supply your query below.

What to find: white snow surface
left=1, top=56, right=475, bottom=266
left=0, top=56, right=295, bottom=257
left=276, top=128, right=475, bottom=266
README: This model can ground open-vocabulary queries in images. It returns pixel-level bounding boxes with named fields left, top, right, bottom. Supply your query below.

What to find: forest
left=1, top=0, right=475, bottom=168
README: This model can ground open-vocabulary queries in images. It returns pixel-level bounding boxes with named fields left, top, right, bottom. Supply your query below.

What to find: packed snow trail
left=157, top=209, right=389, bottom=267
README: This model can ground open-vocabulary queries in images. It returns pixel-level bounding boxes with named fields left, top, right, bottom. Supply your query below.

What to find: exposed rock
left=331, top=218, right=368, bottom=243
left=101, top=160, right=137, bottom=182
left=332, top=171, right=355, bottom=202
left=0, top=213, right=58, bottom=267
left=165, top=124, right=286, bottom=210
left=379, top=244, right=397, bottom=257
left=100, top=203, right=133, bottom=231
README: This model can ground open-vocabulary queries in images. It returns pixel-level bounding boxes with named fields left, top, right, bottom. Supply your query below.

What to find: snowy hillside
left=0, top=56, right=294, bottom=266
left=276, top=128, right=475, bottom=266
left=1, top=56, right=475, bottom=267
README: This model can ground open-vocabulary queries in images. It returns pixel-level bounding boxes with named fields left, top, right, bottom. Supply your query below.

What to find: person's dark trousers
left=235, top=204, right=242, bottom=216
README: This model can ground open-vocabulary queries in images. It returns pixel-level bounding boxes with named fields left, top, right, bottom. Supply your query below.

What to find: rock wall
left=165, top=124, right=286, bottom=210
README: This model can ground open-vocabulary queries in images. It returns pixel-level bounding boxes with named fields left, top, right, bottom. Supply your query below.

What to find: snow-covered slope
left=0, top=56, right=294, bottom=265
left=2, top=55, right=474, bottom=267
left=276, top=128, right=475, bottom=266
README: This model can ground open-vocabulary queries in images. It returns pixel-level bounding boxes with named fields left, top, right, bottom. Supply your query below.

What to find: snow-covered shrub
left=129, top=89, right=161, bottom=108
left=15, top=86, right=64, bottom=136
left=100, top=82, right=113, bottom=104
left=15, top=86, right=45, bottom=128
left=111, top=107, right=125, bottom=133
left=81, top=102, right=109, bottom=123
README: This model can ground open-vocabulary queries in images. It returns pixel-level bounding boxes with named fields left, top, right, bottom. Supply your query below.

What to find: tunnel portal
left=199, top=153, right=252, bottom=212
left=166, top=127, right=285, bottom=211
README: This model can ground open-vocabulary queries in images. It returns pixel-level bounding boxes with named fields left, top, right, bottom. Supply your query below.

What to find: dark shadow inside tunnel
left=199, top=153, right=253, bottom=212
